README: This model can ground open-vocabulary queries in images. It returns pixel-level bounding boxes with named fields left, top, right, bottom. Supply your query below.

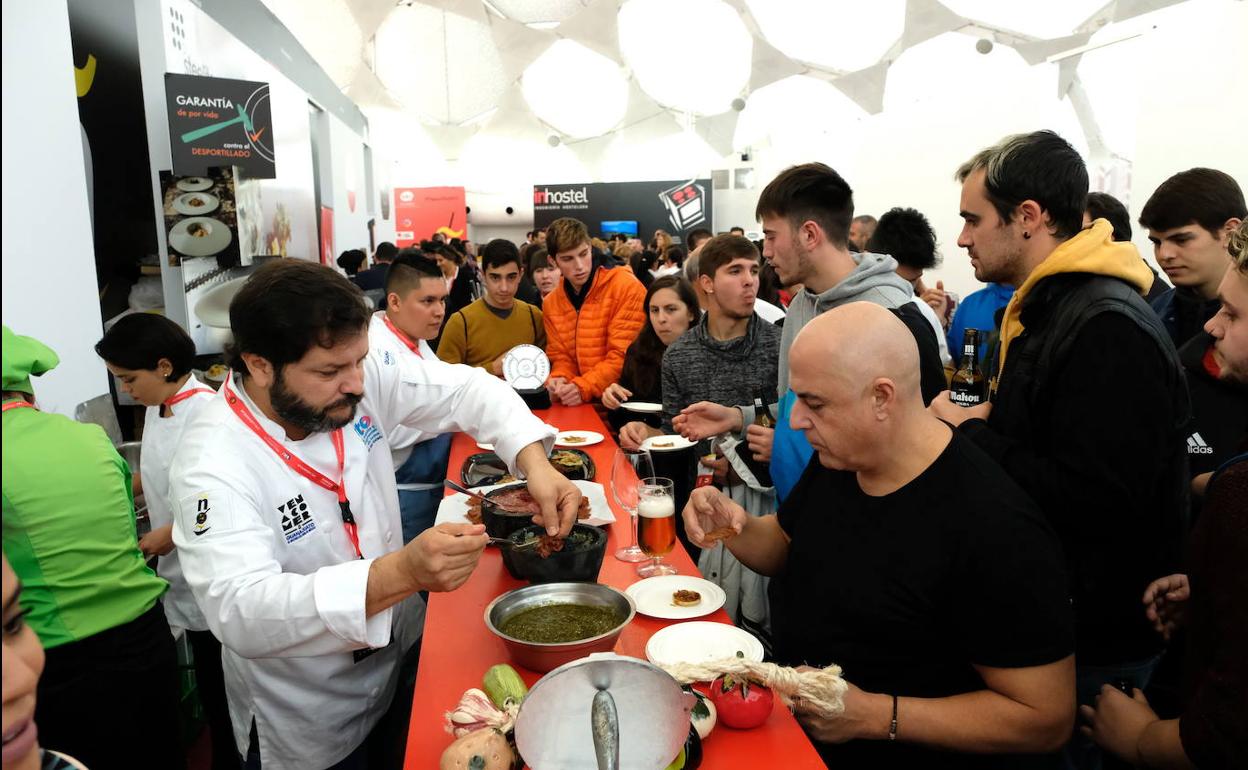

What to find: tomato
left=708, top=675, right=773, bottom=729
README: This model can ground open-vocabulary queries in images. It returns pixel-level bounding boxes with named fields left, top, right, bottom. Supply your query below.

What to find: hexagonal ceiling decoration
left=260, top=0, right=1195, bottom=172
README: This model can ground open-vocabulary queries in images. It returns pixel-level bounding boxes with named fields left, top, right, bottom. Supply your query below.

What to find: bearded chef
left=170, top=260, right=580, bottom=770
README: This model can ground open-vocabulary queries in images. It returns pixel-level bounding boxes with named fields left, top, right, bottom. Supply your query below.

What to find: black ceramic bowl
left=481, top=483, right=541, bottom=540
left=501, top=524, right=607, bottom=583
left=548, top=448, right=596, bottom=481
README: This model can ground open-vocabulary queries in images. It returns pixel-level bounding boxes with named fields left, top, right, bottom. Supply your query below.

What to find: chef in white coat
left=170, top=260, right=581, bottom=770
left=95, top=313, right=236, bottom=769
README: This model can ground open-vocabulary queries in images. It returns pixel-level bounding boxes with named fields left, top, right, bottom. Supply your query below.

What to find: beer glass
left=612, top=448, right=655, bottom=562
left=636, top=477, right=677, bottom=577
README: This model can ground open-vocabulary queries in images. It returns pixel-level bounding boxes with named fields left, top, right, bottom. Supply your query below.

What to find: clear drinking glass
left=636, top=477, right=677, bottom=577
left=612, top=448, right=655, bottom=562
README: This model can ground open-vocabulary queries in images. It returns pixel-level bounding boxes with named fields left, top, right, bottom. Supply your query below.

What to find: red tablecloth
left=404, top=404, right=824, bottom=768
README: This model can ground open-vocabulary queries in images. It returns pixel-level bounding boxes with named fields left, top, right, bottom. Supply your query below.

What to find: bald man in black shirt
left=683, top=302, right=1075, bottom=768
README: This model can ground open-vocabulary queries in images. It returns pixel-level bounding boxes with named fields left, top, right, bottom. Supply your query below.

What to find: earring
left=1023, top=232, right=1031, bottom=240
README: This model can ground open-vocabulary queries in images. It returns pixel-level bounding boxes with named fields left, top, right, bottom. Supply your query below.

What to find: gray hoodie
left=776, top=251, right=913, bottom=393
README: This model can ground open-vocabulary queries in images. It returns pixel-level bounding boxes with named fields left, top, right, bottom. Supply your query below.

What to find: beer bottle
left=950, top=328, right=986, bottom=407
left=749, top=391, right=774, bottom=486
left=753, top=393, right=775, bottom=429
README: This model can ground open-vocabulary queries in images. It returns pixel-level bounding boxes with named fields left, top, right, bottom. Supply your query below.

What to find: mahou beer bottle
left=950, top=328, right=986, bottom=407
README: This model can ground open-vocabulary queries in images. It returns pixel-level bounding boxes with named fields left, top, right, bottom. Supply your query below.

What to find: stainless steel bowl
left=484, top=582, right=636, bottom=673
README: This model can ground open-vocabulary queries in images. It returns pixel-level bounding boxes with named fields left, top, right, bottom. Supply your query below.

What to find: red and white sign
left=319, top=205, right=334, bottom=266
left=393, top=186, right=466, bottom=248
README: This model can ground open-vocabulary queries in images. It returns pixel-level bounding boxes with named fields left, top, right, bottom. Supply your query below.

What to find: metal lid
left=515, top=653, right=693, bottom=770
left=502, top=344, right=551, bottom=390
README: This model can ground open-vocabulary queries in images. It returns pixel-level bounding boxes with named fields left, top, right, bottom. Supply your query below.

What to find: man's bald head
left=790, top=302, right=922, bottom=403
left=788, top=303, right=927, bottom=473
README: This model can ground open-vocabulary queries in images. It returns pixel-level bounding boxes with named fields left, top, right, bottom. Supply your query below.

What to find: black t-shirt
left=771, top=429, right=1074, bottom=768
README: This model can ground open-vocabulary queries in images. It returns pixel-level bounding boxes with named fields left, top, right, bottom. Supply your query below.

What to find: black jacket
left=1150, top=286, right=1221, bottom=349
left=961, top=273, right=1190, bottom=665
left=1178, top=331, right=1248, bottom=483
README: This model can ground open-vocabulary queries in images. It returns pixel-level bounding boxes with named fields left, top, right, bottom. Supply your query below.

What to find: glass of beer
left=636, top=477, right=677, bottom=577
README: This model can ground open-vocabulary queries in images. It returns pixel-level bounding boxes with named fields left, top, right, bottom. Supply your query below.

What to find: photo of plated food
left=168, top=216, right=232, bottom=258
left=173, top=191, right=219, bottom=215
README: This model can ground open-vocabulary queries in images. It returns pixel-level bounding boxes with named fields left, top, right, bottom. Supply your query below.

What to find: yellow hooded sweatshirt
left=996, top=218, right=1154, bottom=382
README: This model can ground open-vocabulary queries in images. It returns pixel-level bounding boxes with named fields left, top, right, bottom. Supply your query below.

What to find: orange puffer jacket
left=543, top=265, right=647, bottom=401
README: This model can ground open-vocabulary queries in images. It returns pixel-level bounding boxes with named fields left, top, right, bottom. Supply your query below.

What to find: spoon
left=443, top=478, right=532, bottom=514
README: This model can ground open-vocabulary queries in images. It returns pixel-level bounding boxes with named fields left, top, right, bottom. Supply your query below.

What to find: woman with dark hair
left=336, top=249, right=365, bottom=276
left=601, top=275, right=699, bottom=430
left=94, top=313, right=235, bottom=769
left=527, top=247, right=560, bottom=299
left=629, top=249, right=657, bottom=289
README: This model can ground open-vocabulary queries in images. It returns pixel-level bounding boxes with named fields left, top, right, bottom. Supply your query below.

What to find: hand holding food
left=404, top=523, right=488, bottom=592
left=618, top=421, right=652, bottom=450
left=520, top=455, right=583, bottom=536
left=682, top=488, right=746, bottom=549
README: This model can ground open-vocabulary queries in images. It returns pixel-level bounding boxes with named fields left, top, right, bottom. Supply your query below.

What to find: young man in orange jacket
left=542, top=217, right=647, bottom=405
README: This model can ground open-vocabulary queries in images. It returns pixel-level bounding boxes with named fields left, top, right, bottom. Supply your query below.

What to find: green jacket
left=2, top=402, right=166, bottom=648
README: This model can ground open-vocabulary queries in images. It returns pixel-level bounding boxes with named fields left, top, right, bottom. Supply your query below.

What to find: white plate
left=645, top=621, right=765, bottom=670
left=626, top=575, right=725, bottom=620
left=176, top=176, right=213, bottom=192
left=169, top=216, right=232, bottom=258
left=620, top=401, right=663, bottom=414
left=641, top=434, right=695, bottom=452
left=434, top=479, right=615, bottom=528
left=173, top=191, right=219, bottom=215
left=555, top=430, right=603, bottom=448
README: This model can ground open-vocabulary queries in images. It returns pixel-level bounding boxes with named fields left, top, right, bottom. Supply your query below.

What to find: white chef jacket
left=169, top=354, right=555, bottom=770
left=367, top=312, right=437, bottom=471
left=141, top=374, right=215, bottom=633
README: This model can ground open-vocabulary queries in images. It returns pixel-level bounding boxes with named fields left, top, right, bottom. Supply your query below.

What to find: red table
left=404, top=404, right=824, bottom=768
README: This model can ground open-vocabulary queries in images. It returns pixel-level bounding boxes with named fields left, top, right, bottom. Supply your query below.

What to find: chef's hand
left=139, top=524, right=175, bottom=558
left=518, top=443, right=582, bottom=536
left=928, top=390, right=991, bottom=426
left=683, top=487, right=746, bottom=549
left=792, top=676, right=888, bottom=744
left=618, top=421, right=654, bottom=450
left=406, top=523, right=488, bottom=592
left=673, top=401, right=742, bottom=440
left=601, top=383, right=632, bottom=411
left=745, top=424, right=774, bottom=463
left=1079, top=686, right=1157, bottom=764
left=1142, top=573, right=1189, bottom=640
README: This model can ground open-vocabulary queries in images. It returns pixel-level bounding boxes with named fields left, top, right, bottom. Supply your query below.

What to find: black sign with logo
left=532, top=179, right=713, bottom=245
left=165, top=73, right=275, bottom=178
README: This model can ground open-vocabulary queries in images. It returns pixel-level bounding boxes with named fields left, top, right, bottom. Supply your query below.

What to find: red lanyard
left=1, top=400, right=36, bottom=413
left=163, top=387, right=215, bottom=414
left=381, top=314, right=423, bottom=358
left=222, top=374, right=362, bottom=558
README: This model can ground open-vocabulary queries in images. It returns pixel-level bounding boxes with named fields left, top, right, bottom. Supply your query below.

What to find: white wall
left=1, top=0, right=109, bottom=415
left=468, top=225, right=530, bottom=246
left=329, top=111, right=371, bottom=255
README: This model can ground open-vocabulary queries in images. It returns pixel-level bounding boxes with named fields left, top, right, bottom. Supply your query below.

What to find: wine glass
left=611, top=448, right=655, bottom=562
left=636, top=477, right=677, bottom=577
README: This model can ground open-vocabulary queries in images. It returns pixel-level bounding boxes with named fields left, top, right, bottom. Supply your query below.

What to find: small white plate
left=555, top=430, right=603, bottom=448
left=176, top=176, right=213, bottom=192
left=169, top=216, right=232, bottom=258
left=434, top=479, right=615, bottom=528
left=626, top=575, right=725, bottom=620
left=641, top=434, right=695, bottom=452
left=620, top=401, right=663, bottom=414
left=476, top=441, right=495, bottom=451
left=646, top=621, right=765, bottom=669
left=173, top=191, right=220, bottom=216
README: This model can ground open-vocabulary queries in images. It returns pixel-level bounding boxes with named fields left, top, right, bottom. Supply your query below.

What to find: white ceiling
left=260, top=0, right=1192, bottom=161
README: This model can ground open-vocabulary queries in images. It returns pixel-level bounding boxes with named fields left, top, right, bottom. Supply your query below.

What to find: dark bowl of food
left=548, top=448, right=595, bottom=481
left=472, top=482, right=592, bottom=540
left=485, top=582, right=635, bottom=672
left=501, top=523, right=607, bottom=583
left=477, top=482, right=543, bottom=540
left=461, top=452, right=515, bottom=488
